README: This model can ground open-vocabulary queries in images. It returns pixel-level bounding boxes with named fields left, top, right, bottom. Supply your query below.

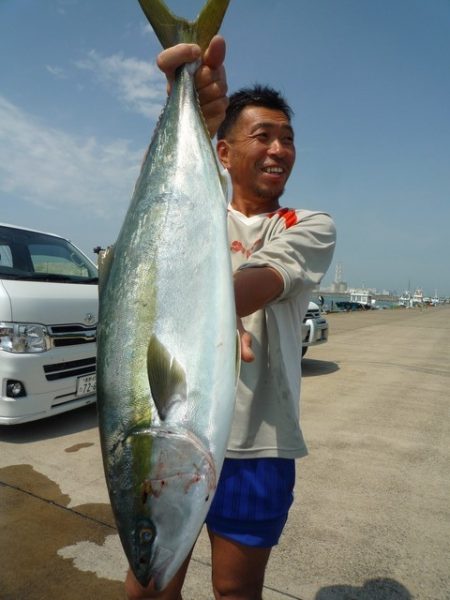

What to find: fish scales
left=96, top=0, right=235, bottom=591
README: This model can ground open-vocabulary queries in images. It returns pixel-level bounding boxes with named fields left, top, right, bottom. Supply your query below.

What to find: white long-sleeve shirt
left=226, top=205, right=336, bottom=459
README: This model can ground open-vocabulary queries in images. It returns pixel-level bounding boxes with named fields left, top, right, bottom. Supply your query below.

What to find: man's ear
left=216, top=139, right=230, bottom=169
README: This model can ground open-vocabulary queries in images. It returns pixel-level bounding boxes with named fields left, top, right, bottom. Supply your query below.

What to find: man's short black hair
left=217, top=84, right=293, bottom=140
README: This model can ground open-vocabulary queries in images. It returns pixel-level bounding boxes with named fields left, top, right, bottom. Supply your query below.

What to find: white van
left=0, top=223, right=98, bottom=424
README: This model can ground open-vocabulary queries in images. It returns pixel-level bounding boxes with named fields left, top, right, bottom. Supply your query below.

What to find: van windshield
left=0, top=225, right=98, bottom=283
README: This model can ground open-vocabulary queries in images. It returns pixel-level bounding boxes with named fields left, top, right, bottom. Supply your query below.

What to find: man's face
left=217, top=106, right=296, bottom=208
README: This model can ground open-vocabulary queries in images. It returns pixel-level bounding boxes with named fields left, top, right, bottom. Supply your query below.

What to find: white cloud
left=0, top=95, right=143, bottom=217
left=46, top=65, right=67, bottom=79
left=75, top=50, right=166, bottom=119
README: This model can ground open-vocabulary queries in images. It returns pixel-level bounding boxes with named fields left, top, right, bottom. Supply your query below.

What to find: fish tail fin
left=138, top=0, right=230, bottom=51
left=196, top=0, right=230, bottom=51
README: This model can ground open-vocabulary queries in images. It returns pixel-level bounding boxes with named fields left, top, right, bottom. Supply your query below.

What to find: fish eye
left=140, top=527, right=155, bottom=544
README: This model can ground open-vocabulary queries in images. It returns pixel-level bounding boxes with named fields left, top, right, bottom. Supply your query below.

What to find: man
left=126, top=36, right=336, bottom=600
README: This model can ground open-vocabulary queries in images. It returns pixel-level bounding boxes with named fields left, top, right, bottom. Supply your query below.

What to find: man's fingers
left=195, top=52, right=228, bottom=137
left=199, top=97, right=229, bottom=137
left=202, top=35, right=226, bottom=69
left=239, top=331, right=255, bottom=363
left=156, top=36, right=224, bottom=79
left=157, top=43, right=201, bottom=82
left=156, top=36, right=227, bottom=137
left=196, top=78, right=228, bottom=108
left=196, top=64, right=228, bottom=94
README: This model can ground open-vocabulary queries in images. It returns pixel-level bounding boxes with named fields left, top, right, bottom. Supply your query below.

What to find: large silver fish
left=96, top=0, right=236, bottom=591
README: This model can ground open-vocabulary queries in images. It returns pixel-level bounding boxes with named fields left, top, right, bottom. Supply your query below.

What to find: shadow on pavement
left=301, top=358, right=339, bottom=377
left=315, top=577, right=412, bottom=599
left=0, top=403, right=98, bottom=444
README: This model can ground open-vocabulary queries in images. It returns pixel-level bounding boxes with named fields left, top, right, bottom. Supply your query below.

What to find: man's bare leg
left=208, top=528, right=272, bottom=600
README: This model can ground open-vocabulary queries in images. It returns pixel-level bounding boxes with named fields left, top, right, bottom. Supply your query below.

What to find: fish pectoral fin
left=97, top=244, right=115, bottom=295
left=147, top=334, right=187, bottom=421
left=138, top=0, right=230, bottom=51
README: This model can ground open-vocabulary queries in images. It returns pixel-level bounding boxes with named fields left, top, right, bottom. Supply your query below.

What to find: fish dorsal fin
left=97, top=244, right=115, bottom=296
left=147, top=334, right=187, bottom=421
left=138, top=0, right=230, bottom=51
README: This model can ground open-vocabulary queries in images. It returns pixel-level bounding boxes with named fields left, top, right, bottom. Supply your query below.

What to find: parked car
left=302, top=301, right=329, bottom=358
left=0, top=223, right=98, bottom=424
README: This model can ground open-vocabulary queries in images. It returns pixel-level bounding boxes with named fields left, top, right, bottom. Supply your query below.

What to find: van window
left=30, top=243, right=90, bottom=277
left=0, top=225, right=97, bottom=283
left=0, top=244, right=13, bottom=267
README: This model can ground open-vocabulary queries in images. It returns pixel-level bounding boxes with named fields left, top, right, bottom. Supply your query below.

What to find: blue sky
left=1, top=0, right=449, bottom=296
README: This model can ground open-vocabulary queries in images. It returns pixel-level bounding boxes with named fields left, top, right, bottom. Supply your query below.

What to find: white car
left=0, top=223, right=98, bottom=425
left=302, top=301, right=329, bottom=358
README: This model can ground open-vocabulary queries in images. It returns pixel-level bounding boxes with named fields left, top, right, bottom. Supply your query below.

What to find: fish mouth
left=133, top=543, right=174, bottom=590
left=133, top=518, right=156, bottom=583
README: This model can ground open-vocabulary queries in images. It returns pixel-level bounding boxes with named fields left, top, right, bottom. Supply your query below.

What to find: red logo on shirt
left=230, top=239, right=263, bottom=258
left=268, top=207, right=298, bottom=229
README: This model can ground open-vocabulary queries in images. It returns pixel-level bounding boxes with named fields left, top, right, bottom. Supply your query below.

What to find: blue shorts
left=205, top=458, right=295, bottom=548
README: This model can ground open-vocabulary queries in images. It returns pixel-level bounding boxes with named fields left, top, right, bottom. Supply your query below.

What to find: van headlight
left=0, top=322, right=51, bottom=353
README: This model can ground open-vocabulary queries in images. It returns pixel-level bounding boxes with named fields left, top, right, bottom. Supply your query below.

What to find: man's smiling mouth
left=262, top=166, right=284, bottom=174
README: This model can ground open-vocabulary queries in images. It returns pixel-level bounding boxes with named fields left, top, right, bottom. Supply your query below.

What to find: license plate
left=76, top=373, right=96, bottom=396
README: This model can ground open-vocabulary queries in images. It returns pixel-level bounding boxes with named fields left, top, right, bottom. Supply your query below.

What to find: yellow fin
left=147, top=334, right=187, bottom=421
left=138, top=0, right=230, bottom=51
left=196, top=0, right=230, bottom=51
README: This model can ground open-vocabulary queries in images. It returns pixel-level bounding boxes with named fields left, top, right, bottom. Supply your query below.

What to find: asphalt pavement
left=1, top=306, right=449, bottom=600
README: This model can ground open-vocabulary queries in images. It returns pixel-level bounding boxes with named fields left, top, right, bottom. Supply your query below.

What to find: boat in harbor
left=398, top=290, right=412, bottom=307
left=398, top=289, right=424, bottom=307
left=348, top=288, right=376, bottom=309
left=412, top=288, right=424, bottom=306
left=335, top=289, right=376, bottom=311
left=431, top=290, right=440, bottom=306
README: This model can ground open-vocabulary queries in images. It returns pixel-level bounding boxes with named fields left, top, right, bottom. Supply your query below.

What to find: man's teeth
left=264, top=167, right=283, bottom=173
